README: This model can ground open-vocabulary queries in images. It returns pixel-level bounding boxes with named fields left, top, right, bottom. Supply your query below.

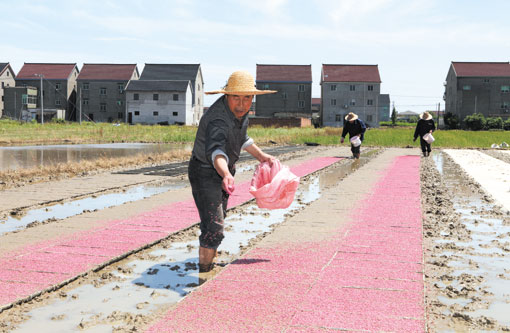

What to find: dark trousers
left=419, top=137, right=431, bottom=153
left=188, top=158, right=234, bottom=250
left=351, top=144, right=361, bottom=155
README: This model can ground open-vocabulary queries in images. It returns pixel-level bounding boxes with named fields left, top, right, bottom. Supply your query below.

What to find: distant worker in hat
left=413, top=111, right=436, bottom=157
left=340, top=112, right=367, bottom=159
left=188, top=71, right=276, bottom=273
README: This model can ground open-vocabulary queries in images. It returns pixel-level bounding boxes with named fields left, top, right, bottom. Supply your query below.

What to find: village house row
left=1, top=62, right=509, bottom=127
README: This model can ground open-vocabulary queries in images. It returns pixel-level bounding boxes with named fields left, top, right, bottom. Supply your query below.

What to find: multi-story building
left=3, top=86, right=38, bottom=121
left=76, top=64, right=139, bottom=122
left=0, top=63, right=16, bottom=117
left=444, top=62, right=510, bottom=121
left=15, top=63, right=79, bottom=121
left=255, top=64, right=312, bottom=118
left=320, top=64, right=383, bottom=128
left=125, top=80, right=192, bottom=125
left=139, top=64, right=204, bottom=125
left=379, top=94, right=390, bottom=122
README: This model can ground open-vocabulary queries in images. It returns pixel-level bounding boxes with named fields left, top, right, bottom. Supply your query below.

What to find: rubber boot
left=198, top=246, right=216, bottom=273
left=422, top=151, right=427, bottom=157
left=355, top=153, right=360, bottom=159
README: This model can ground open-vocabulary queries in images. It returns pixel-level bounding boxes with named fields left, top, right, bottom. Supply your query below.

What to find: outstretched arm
left=244, top=143, right=274, bottom=164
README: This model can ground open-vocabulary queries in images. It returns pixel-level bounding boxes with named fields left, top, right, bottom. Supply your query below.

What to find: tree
left=464, top=113, right=486, bottom=131
left=444, top=112, right=460, bottom=129
left=391, top=106, right=397, bottom=126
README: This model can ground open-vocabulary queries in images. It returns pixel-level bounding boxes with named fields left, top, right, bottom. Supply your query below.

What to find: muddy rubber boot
left=355, top=153, right=360, bottom=159
left=423, top=151, right=427, bottom=157
left=198, top=246, right=216, bottom=273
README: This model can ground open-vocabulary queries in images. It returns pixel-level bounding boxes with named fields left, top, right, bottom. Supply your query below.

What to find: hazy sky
left=2, top=0, right=509, bottom=112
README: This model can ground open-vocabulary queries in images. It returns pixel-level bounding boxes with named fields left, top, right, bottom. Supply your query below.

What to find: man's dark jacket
left=414, top=119, right=436, bottom=140
left=342, top=119, right=367, bottom=141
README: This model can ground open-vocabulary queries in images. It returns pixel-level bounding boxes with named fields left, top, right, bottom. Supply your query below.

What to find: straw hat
left=345, top=112, right=358, bottom=121
left=420, top=112, right=432, bottom=120
left=205, top=70, right=277, bottom=95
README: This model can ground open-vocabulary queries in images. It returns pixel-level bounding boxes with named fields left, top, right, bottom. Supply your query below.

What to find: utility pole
left=35, top=74, right=44, bottom=124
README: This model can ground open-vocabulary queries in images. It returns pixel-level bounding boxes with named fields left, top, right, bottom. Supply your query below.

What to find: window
left=298, top=84, right=305, bottom=92
left=282, top=92, right=287, bottom=99
left=350, top=85, right=355, bottom=91
left=1, top=82, right=3, bottom=88
left=331, top=85, right=337, bottom=91
left=350, top=99, right=356, bottom=106
left=173, top=94, right=179, bottom=101
left=501, top=86, right=510, bottom=93
left=263, top=84, right=269, bottom=89
left=367, top=115, right=373, bottom=122
left=134, top=93, right=139, bottom=100
left=117, top=100, right=123, bottom=106
left=483, top=79, right=490, bottom=83
left=118, top=112, right=123, bottom=119
left=100, top=103, right=107, bottom=112
left=134, top=111, right=140, bottom=116
left=331, top=99, right=337, bottom=106
left=501, top=102, right=509, bottom=109
left=367, top=85, right=374, bottom=91
left=89, top=113, right=94, bottom=121
left=6, top=71, right=9, bottom=76
left=153, top=111, right=159, bottom=116
left=367, top=99, right=373, bottom=106
left=118, top=83, right=124, bottom=94
left=298, top=100, right=305, bottom=108
left=55, top=83, right=61, bottom=90
left=173, top=112, right=178, bottom=116
left=153, top=93, right=159, bottom=100
left=463, top=85, right=471, bottom=91
left=100, top=88, right=107, bottom=95
left=55, top=99, right=61, bottom=106
left=335, top=114, right=342, bottom=122
left=83, top=83, right=89, bottom=90
left=83, top=98, right=89, bottom=105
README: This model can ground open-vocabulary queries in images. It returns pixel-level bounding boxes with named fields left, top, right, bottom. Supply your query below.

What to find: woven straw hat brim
left=420, top=113, right=432, bottom=120
left=205, top=89, right=277, bottom=95
left=345, top=113, right=358, bottom=121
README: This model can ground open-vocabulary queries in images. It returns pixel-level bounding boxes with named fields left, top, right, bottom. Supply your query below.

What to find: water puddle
left=432, top=151, right=510, bottom=326
left=0, top=143, right=192, bottom=171
left=8, top=152, right=378, bottom=332
left=0, top=180, right=187, bottom=235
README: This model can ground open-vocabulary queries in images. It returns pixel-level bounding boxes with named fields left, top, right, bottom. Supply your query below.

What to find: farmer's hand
left=413, top=138, right=417, bottom=142
left=340, top=137, right=345, bottom=144
left=222, top=173, right=235, bottom=195
left=258, top=152, right=274, bottom=166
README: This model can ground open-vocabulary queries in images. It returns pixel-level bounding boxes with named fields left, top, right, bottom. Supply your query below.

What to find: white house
left=125, top=80, right=192, bottom=125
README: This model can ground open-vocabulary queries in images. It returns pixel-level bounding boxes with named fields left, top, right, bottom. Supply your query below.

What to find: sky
left=2, top=0, right=510, bottom=113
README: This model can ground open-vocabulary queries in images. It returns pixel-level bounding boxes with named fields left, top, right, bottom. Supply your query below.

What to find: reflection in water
left=0, top=143, right=192, bottom=171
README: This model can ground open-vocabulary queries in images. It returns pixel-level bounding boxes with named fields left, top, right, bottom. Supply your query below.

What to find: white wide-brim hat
left=420, top=112, right=432, bottom=120
left=206, top=70, right=277, bottom=95
left=345, top=112, right=358, bottom=121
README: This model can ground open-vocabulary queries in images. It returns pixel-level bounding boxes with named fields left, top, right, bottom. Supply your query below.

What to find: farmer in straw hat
left=413, top=111, right=436, bottom=157
left=188, top=70, right=276, bottom=273
left=340, top=112, right=367, bottom=159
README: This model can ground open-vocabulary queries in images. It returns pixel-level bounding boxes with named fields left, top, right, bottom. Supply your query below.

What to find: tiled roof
left=256, top=64, right=312, bottom=82
left=16, top=63, right=77, bottom=80
left=312, top=98, right=321, bottom=105
left=140, top=64, right=200, bottom=81
left=452, top=62, right=510, bottom=77
left=125, top=80, right=190, bottom=92
left=0, top=63, right=9, bottom=75
left=77, top=64, right=138, bottom=80
left=322, top=64, right=381, bottom=83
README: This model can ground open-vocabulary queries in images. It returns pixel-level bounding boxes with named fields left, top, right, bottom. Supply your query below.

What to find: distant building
left=3, top=86, right=38, bottom=121
left=125, top=80, right=192, bottom=125
left=0, top=63, right=16, bottom=118
left=76, top=64, right=139, bottom=122
left=139, top=64, right=204, bottom=125
left=320, top=64, right=384, bottom=127
left=378, top=94, right=390, bottom=122
left=255, top=64, right=312, bottom=118
left=397, top=110, right=419, bottom=122
left=15, top=63, right=79, bottom=121
left=444, top=62, right=510, bottom=121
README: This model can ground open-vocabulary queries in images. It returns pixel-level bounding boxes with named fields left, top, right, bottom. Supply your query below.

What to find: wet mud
left=422, top=152, right=510, bottom=332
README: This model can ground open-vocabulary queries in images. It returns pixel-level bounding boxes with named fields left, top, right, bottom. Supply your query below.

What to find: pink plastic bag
left=249, top=159, right=300, bottom=209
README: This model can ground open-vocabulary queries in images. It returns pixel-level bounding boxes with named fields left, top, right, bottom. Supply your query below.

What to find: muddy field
left=0, top=146, right=509, bottom=332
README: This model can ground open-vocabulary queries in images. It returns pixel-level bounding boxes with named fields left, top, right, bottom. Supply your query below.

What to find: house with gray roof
left=125, top=80, right=192, bottom=125
left=0, top=63, right=16, bottom=118
left=77, top=64, right=139, bottom=122
left=15, top=63, right=79, bottom=121
left=255, top=64, right=312, bottom=118
left=320, top=64, right=383, bottom=127
left=139, top=64, right=203, bottom=125
left=444, top=62, right=510, bottom=121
